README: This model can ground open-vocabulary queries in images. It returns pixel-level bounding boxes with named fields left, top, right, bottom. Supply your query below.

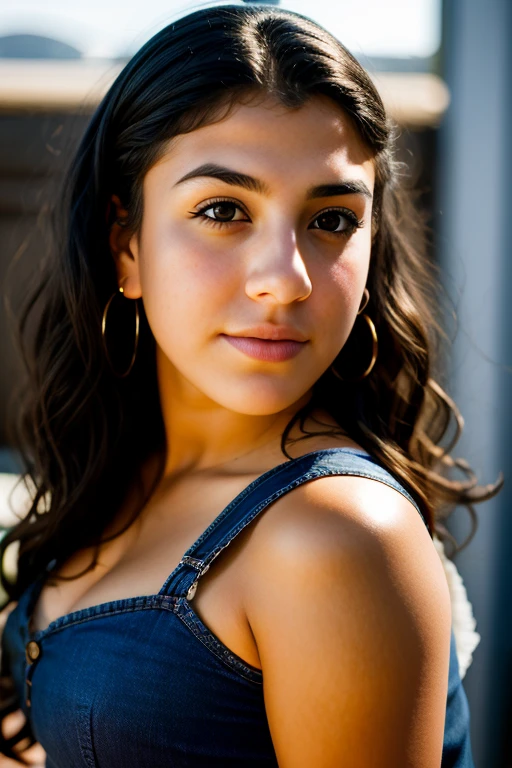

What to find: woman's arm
left=243, top=474, right=452, bottom=768
left=0, top=709, right=46, bottom=767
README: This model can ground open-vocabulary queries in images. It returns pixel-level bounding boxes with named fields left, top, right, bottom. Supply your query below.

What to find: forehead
left=149, top=94, right=376, bottom=192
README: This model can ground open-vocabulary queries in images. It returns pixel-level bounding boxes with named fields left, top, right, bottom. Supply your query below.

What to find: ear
left=108, top=194, right=142, bottom=299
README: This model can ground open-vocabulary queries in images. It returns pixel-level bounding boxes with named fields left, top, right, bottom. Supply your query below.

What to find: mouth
left=219, top=334, right=308, bottom=362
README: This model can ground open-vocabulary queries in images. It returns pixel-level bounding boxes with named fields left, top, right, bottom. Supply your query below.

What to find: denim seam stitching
left=32, top=597, right=178, bottom=642
left=76, top=700, right=98, bottom=768
left=176, top=602, right=263, bottom=685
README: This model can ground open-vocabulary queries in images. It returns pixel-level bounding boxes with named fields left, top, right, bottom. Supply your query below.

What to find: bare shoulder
left=243, top=473, right=452, bottom=768
left=245, top=472, right=448, bottom=610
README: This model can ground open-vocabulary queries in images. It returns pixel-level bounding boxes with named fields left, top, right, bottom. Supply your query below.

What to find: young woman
left=0, top=4, right=500, bottom=766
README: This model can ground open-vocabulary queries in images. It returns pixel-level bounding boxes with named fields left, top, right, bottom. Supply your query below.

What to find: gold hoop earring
left=101, top=284, right=139, bottom=378
left=330, top=313, right=378, bottom=382
left=358, top=287, right=370, bottom=315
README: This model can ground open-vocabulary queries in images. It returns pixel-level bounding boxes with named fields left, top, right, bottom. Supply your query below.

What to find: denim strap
left=161, top=448, right=428, bottom=599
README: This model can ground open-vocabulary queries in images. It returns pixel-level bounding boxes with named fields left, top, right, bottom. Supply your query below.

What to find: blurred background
left=0, top=0, right=510, bottom=764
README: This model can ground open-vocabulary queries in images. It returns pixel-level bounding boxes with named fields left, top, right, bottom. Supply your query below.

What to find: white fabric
left=433, top=534, right=480, bottom=679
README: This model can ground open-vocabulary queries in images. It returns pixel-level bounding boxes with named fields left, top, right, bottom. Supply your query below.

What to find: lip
left=223, top=325, right=308, bottom=342
left=220, top=326, right=308, bottom=362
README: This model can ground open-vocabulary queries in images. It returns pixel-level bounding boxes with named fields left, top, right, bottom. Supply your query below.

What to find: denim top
left=1, top=448, right=474, bottom=767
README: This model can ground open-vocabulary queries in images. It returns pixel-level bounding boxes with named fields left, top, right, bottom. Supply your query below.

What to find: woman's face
left=113, top=94, right=375, bottom=415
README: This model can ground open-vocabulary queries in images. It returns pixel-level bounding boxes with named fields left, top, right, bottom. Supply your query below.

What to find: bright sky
left=0, top=0, right=441, bottom=60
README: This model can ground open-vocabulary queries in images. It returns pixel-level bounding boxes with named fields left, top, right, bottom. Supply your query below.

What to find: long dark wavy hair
left=0, top=3, right=502, bottom=762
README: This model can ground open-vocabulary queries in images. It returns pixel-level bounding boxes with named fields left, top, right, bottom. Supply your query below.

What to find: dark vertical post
left=437, top=0, right=512, bottom=764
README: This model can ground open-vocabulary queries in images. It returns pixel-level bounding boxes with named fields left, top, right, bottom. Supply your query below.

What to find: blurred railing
left=0, top=59, right=450, bottom=126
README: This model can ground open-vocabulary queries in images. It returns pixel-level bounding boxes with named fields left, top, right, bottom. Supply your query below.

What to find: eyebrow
left=174, top=163, right=373, bottom=200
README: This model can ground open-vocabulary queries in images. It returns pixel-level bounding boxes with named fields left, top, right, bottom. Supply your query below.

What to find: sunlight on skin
left=110, top=94, right=375, bottom=477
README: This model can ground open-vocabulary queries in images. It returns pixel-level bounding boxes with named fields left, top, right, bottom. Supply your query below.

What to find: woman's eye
left=190, top=201, right=362, bottom=235
left=310, top=209, right=362, bottom=235
left=198, top=201, right=248, bottom=223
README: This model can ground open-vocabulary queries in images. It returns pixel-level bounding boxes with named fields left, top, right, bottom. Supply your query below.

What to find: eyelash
left=188, top=197, right=364, bottom=237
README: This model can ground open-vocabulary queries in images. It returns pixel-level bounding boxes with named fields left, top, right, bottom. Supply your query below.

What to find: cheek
left=137, top=225, right=238, bottom=352
left=314, top=249, right=370, bottom=350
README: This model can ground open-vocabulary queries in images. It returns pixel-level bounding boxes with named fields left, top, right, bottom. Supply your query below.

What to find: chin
left=201, top=378, right=311, bottom=417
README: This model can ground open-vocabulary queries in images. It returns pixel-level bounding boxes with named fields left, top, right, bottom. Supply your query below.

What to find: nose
left=244, top=229, right=313, bottom=305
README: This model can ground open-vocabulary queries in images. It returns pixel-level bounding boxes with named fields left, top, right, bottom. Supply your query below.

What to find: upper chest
left=30, top=470, right=270, bottom=669
left=29, top=436, right=365, bottom=669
